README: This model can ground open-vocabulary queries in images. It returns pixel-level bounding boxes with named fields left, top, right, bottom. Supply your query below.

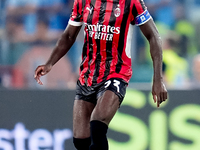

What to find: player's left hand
left=152, top=80, right=168, bottom=108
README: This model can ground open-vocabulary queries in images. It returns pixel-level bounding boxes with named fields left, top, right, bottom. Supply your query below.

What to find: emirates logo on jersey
left=85, top=23, right=120, bottom=41
left=114, top=5, right=121, bottom=17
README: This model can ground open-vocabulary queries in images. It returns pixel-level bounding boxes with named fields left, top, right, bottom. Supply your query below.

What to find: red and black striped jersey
left=69, top=0, right=151, bottom=87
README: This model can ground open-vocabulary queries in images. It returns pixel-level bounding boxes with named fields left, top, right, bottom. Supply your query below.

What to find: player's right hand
left=34, top=64, right=52, bottom=85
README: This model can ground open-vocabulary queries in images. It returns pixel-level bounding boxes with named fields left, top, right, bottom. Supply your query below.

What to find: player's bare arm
left=34, top=24, right=82, bottom=85
left=139, top=18, right=168, bottom=107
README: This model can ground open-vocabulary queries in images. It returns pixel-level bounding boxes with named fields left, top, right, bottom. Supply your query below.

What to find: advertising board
left=0, top=89, right=200, bottom=150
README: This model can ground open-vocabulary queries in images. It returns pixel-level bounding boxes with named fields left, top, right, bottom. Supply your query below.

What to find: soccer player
left=34, top=0, right=168, bottom=149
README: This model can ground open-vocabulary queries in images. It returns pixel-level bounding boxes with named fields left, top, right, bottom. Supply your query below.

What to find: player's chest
left=83, top=0, right=131, bottom=25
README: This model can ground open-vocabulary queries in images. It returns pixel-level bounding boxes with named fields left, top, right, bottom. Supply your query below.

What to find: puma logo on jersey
left=86, top=6, right=93, bottom=14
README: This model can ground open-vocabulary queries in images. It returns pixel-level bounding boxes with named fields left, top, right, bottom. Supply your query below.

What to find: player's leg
left=91, top=90, right=120, bottom=125
left=89, top=90, right=120, bottom=150
left=73, top=100, right=95, bottom=150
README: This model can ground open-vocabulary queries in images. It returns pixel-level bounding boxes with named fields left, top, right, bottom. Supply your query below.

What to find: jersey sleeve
left=131, top=0, right=152, bottom=26
left=68, top=0, right=83, bottom=26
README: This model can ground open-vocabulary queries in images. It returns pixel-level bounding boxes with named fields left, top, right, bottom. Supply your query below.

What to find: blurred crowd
left=0, top=0, right=200, bottom=89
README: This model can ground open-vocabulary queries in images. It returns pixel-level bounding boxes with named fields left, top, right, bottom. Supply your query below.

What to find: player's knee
left=73, top=137, right=91, bottom=150
left=91, top=112, right=107, bottom=123
left=91, top=108, right=113, bottom=124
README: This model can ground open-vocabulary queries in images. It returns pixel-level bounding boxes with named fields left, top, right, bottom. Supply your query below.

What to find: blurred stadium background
left=0, top=0, right=200, bottom=150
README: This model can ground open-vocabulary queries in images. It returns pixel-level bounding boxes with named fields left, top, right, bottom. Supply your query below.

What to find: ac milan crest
left=114, top=5, right=121, bottom=17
